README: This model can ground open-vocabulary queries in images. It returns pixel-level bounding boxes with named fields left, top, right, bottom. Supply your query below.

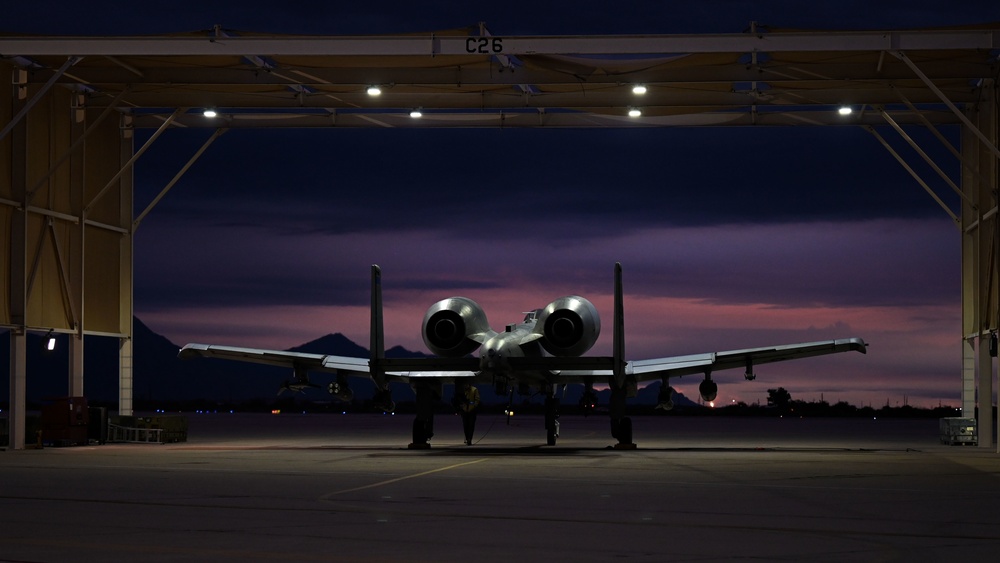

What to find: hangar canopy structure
left=2, top=24, right=999, bottom=450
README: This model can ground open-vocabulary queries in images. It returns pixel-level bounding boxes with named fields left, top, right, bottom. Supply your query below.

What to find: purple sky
left=130, top=127, right=962, bottom=408
left=7, top=1, right=997, bottom=407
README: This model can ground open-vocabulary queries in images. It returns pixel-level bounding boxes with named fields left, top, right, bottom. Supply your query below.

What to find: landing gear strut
left=544, top=395, right=560, bottom=446
left=609, top=383, right=636, bottom=449
left=411, top=417, right=433, bottom=449
left=373, top=388, right=395, bottom=413
left=408, top=383, right=436, bottom=449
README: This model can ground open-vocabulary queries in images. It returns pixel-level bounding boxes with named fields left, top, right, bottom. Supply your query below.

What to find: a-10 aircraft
left=179, top=263, right=867, bottom=448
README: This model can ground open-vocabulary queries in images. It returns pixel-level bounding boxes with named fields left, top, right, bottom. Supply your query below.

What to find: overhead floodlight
left=632, top=84, right=647, bottom=95
left=838, top=106, right=853, bottom=116
left=45, top=330, right=56, bottom=351
left=409, top=108, right=423, bottom=118
left=628, top=107, right=642, bottom=117
left=367, top=85, right=382, bottom=96
left=203, top=108, right=218, bottom=118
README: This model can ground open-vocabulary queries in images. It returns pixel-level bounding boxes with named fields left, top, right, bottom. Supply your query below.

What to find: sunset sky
left=6, top=1, right=999, bottom=407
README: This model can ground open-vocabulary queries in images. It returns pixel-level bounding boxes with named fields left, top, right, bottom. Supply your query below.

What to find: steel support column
left=960, top=78, right=998, bottom=449
left=6, top=79, right=28, bottom=450
left=962, top=339, right=976, bottom=417
left=119, top=125, right=135, bottom=416
left=119, top=333, right=133, bottom=415
left=7, top=332, right=26, bottom=449
left=68, top=101, right=86, bottom=398
left=978, top=327, right=994, bottom=448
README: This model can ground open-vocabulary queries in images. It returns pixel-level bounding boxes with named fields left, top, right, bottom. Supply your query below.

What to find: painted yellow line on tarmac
left=321, top=458, right=488, bottom=498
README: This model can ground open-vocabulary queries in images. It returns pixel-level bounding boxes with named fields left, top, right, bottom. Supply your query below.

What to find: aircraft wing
left=181, top=338, right=865, bottom=381
left=626, top=338, right=867, bottom=379
left=178, top=344, right=480, bottom=378
left=178, top=343, right=370, bottom=374
left=551, top=338, right=867, bottom=380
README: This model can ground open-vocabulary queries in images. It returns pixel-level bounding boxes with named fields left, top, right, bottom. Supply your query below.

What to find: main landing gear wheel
left=373, top=389, right=395, bottom=413
left=408, top=383, right=436, bottom=449
left=546, top=420, right=560, bottom=446
left=611, top=417, right=637, bottom=450
left=408, top=418, right=432, bottom=449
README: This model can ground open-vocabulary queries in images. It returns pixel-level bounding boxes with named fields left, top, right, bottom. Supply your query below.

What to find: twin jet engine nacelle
left=422, top=297, right=490, bottom=357
left=536, top=295, right=601, bottom=357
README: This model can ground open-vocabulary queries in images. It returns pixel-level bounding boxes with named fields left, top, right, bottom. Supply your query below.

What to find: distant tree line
left=740, top=387, right=963, bottom=419
left=84, top=386, right=964, bottom=419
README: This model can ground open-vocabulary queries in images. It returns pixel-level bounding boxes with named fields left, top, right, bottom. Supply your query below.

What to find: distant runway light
left=838, top=106, right=853, bottom=116
left=632, top=84, right=647, bottom=95
left=409, top=108, right=422, bottom=118
left=203, top=108, right=217, bottom=118
left=367, top=85, right=382, bottom=96
left=628, top=107, right=642, bottom=117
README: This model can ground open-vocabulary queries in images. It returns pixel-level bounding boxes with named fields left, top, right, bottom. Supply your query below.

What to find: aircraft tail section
left=613, top=262, right=625, bottom=387
left=370, top=264, right=386, bottom=388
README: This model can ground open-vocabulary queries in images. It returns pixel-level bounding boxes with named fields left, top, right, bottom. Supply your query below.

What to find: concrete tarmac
left=1, top=412, right=998, bottom=562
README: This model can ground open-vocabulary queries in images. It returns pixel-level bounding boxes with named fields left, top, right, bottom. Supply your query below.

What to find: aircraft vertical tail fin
left=370, top=264, right=386, bottom=387
left=613, top=262, right=625, bottom=387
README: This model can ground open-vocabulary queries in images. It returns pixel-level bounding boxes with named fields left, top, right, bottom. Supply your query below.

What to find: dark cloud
left=136, top=126, right=956, bottom=245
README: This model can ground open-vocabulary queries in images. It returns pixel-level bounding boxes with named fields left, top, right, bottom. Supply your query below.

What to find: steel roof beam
left=896, top=89, right=996, bottom=197
left=891, top=50, right=1000, bottom=162
left=133, top=127, right=228, bottom=231
left=84, top=107, right=183, bottom=215
left=875, top=105, right=971, bottom=206
left=1, top=29, right=997, bottom=57
left=122, top=108, right=959, bottom=129
left=865, top=125, right=960, bottom=225
left=0, top=56, right=81, bottom=142
left=83, top=88, right=974, bottom=112
left=26, top=87, right=130, bottom=203
left=13, top=61, right=991, bottom=88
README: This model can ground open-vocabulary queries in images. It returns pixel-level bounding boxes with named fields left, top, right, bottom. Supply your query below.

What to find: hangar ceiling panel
left=1, top=25, right=996, bottom=130
left=2, top=63, right=130, bottom=335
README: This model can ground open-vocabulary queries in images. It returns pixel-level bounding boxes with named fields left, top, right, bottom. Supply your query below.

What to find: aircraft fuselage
left=478, top=317, right=546, bottom=381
